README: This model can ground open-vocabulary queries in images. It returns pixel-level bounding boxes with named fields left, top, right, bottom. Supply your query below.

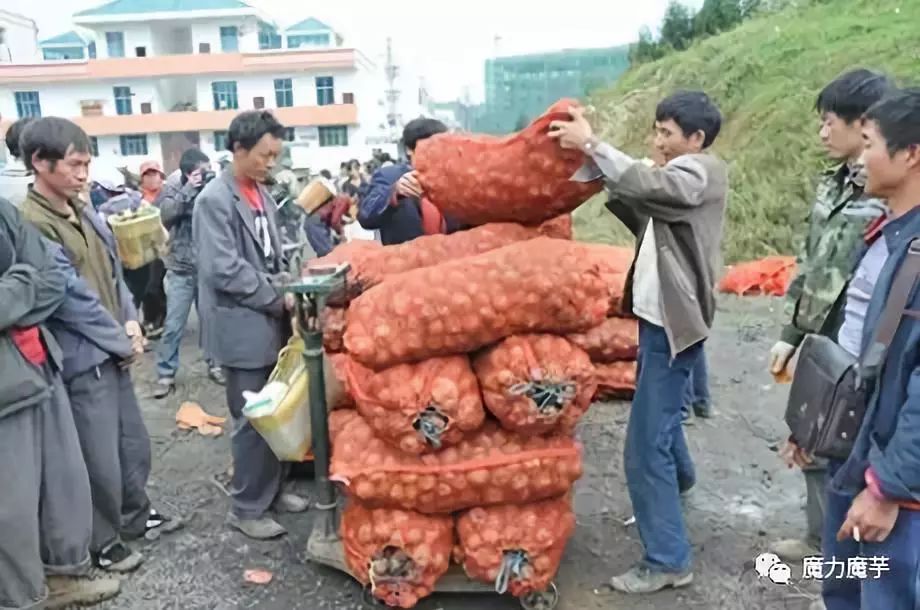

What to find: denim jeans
left=823, top=460, right=920, bottom=610
left=681, top=349, right=711, bottom=417
left=625, top=320, right=703, bottom=573
left=156, top=271, right=214, bottom=379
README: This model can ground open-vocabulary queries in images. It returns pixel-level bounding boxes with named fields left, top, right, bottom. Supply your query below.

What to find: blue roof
left=286, top=17, right=331, bottom=32
left=75, top=0, right=252, bottom=17
left=40, top=30, right=87, bottom=46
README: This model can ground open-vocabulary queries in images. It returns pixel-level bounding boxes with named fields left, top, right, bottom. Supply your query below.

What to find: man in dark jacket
left=551, top=91, right=727, bottom=593
left=153, top=148, right=224, bottom=398
left=19, top=117, right=178, bottom=573
left=194, top=110, right=307, bottom=540
left=0, top=197, right=120, bottom=608
left=821, top=89, right=920, bottom=610
left=358, top=117, right=455, bottom=245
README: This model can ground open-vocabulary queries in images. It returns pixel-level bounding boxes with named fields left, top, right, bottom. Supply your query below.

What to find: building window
left=113, top=86, right=133, bottom=115
left=119, top=134, right=148, bottom=156
left=214, top=131, right=229, bottom=151
left=343, top=92, right=354, bottom=104
left=42, top=47, right=86, bottom=61
left=88, top=41, right=96, bottom=58
left=220, top=26, right=239, bottom=52
left=274, top=78, right=293, bottom=108
left=258, top=26, right=282, bottom=50
left=89, top=137, right=99, bottom=157
left=135, top=46, right=146, bottom=57
left=199, top=42, right=211, bottom=54
left=287, top=33, right=330, bottom=48
left=316, top=76, right=334, bottom=106
left=212, top=81, right=239, bottom=110
left=140, top=102, right=152, bottom=114
left=283, top=127, right=295, bottom=142
left=253, top=96, right=265, bottom=109
left=106, top=32, right=125, bottom=58
left=14, top=91, right=41, bottom=118
left=318, top=125, right=347, bottom=147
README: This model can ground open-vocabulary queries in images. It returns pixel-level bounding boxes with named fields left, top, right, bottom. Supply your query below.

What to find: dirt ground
left=97, top=295, right=824, bottom=610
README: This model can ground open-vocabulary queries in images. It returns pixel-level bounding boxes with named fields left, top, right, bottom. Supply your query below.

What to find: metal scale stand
left=286, top=264, right=560, bottom=610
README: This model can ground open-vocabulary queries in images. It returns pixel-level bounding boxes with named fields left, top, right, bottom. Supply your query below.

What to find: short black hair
left=227, top=110, right=285, bottom=152
left=179, top=147, right=210, bottom=177
left=20, top=117, right=92, bottom=172
left=402, top=117, right=448, bottom=152
left=655, top=91, right=722, bottom=149
left=5, top=117, right=34, bottom=159
left=816, top=69, right=895, bottom=124
left=320, top=169, right=333, bottom=180
left=865, top=88, right=920, bottom=156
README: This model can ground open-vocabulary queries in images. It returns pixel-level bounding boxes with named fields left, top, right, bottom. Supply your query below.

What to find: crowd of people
left=0, top=68, right=918, bottom=610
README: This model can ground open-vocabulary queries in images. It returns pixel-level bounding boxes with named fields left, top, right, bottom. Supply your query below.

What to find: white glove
left=769, top=341, right=797, bottom=375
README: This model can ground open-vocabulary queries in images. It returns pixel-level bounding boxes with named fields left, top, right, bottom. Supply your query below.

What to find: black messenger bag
left=785, top=240, right=920, bottom=460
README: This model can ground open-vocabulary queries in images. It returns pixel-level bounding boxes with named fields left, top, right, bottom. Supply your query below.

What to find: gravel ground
left=96, top=295, right=822, bottom=610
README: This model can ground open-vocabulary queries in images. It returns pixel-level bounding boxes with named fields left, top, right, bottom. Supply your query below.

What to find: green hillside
left=573, top=0, right=915, bottom=262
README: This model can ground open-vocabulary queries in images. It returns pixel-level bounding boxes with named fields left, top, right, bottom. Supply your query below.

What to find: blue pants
left=625, top=321, right=702, bottom=573
left=156, top=271, right=214, bottom=379
left=823, top=461, right=920, bottom=610
left=681, top=349, right=711, bottom=416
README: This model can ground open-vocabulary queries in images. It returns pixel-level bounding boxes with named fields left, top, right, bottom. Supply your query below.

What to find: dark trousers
left=66, top=361, right=151, bottom=551
left=224, top=366, right=284, bottom=520
left=122, top=259, right=167, bottom=328
left=625, top=320, right=702, bottom=573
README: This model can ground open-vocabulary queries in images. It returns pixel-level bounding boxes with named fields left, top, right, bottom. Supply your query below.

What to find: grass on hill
left=573, top=0, right=917, bottom=262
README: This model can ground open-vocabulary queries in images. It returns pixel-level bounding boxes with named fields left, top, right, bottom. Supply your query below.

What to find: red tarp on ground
left=718, top=256, right=797, bottom=297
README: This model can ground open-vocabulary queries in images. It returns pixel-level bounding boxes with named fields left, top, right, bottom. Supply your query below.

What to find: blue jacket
left=357, top=163, right=425, bottom=245
left=832, top=205, right=920, bottom=504
left=46, top=243, right=134, bottom=382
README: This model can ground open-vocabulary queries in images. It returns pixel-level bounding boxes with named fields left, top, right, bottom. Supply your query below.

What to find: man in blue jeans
left=682, top=350, right=713, bottom=423
left=154, top=148, right=224, bottom=398
left=820, top=89, right=920, bottom=610
left=550, top=91, right=728, bottom=593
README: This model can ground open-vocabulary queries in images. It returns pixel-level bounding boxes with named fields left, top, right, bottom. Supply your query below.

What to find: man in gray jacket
left=194, top=110, right=307, bottom=540
left=153, top=147, right=223, bottom=398
left=551, top=91, right=728, bottom=593
left=0, top=197, right=120, bottom=608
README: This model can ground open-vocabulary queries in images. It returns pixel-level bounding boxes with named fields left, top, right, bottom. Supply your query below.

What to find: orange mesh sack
left=719, top=256, right=797, bottom=297
left=473, top=335, right=596, bottom=436
left=413, top=99, right=603, bottom=226
left=583, top=244, right=633, bottom=315
left=329, top=410, right=583, bottom=514
left=344, top=355, right=485, bottom=455
left=345, top=238, right=608, bottom=370
left=323, top=307, right=347, bottom=353
left=567, top=317, right=639, bottom=363
left=325, top=352, right=355, bottom=410
left=594, top=361, right=638, bottom=400
left=309, top=221, right=568, bottom=294
left=455, top=497, right=576, bottom=597
left=341, top=501, right=453, bottom=608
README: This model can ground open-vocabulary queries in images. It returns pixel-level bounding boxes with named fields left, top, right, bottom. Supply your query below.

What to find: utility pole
left=384, top=37, right=401, bottom=142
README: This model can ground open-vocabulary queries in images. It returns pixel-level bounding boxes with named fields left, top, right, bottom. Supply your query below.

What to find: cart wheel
left=520, top=583, right=559, bottom=610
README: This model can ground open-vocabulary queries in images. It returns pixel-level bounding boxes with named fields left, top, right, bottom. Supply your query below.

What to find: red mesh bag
left=567, top=317, right=639, bottom=363
left=325, top=352, right=355, bottom=410
left=413, top=99, right=603, bottom=226
left=583, top=244, right=633, bottom=315
left=594, top=361, right=638, bottom=400
left=345, top=238, right=608, bottom=370
left=342, top=501, right=453, bottom=608
left=330, top=410, right=583, bottom=514
left=454, top=497, right=576, bottom=597
left=344, top=354, right=486, bottom=454
left=473, top=335, right=596, bottom=436
left=718, top=256, right=797, bottom=297
left=308, top=221, right=567, bottom=294
left=323, top=307, right=347, bottom=353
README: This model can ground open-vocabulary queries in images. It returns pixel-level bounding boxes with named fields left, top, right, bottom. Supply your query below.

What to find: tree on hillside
left=660, top=1, right=696, bottom=51
left=629, top=26, right=667, bottom=64
left=695, top=0, right=743, bottom=37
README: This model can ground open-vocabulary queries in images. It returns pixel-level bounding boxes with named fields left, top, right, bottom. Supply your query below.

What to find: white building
left=0, top=9, right=39, bottom=65
left=0, top=0, right=398, bottom=176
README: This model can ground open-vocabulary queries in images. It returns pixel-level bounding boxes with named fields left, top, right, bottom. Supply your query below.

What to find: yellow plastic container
left=108, top=207, right=167, bottom=270
left=243, top=337, right=312, bottom=461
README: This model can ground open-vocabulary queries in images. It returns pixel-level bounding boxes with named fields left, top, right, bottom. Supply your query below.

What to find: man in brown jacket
left=551, top=90, right=727, bottom=593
